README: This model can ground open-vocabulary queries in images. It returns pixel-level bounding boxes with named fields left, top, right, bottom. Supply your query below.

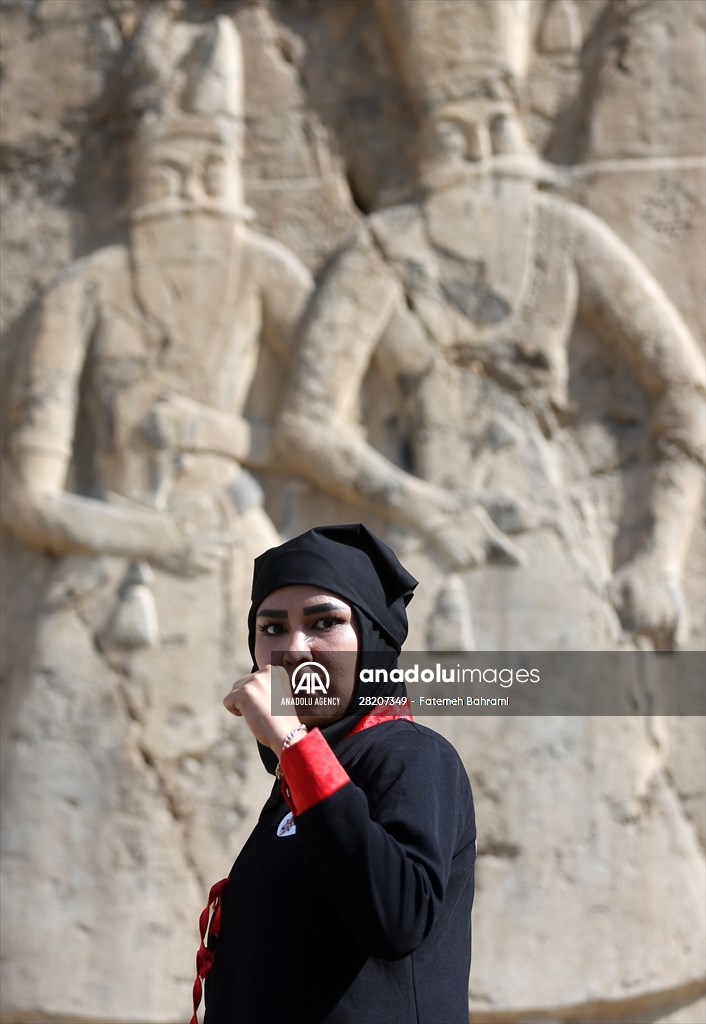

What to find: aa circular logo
left=291, top=661, right=330, bottom=695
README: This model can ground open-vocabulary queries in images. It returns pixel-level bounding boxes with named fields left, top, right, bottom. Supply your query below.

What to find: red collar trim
left=345, top=701, right=414, bottom=737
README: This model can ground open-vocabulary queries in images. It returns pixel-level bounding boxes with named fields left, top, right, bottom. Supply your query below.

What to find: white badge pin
left=277, top=810, right=296, bottom=837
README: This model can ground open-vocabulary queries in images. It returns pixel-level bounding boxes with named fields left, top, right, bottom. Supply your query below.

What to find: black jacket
left=204, top=718, right=476, bottom=1024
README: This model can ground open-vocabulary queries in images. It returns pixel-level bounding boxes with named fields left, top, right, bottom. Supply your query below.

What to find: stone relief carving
left=0, top=13, right=312, bottom=1020
left=0, top=2, right=704, bottom=1022
left=270, top=2, right=706, bottom=1014
left=275, top=0, right=705, bottom=653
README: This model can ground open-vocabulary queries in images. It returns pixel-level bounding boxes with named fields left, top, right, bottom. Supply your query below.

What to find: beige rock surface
left=1, top=2, right=704, bottom=1022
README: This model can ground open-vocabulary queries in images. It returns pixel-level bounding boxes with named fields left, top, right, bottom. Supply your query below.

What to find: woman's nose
left=281, top=630, right=313, bottom=667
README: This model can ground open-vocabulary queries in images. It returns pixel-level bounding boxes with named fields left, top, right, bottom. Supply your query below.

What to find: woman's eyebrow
left=256, top=608, right=288, bottom=618
left=303, top=602, right=347, bottom=615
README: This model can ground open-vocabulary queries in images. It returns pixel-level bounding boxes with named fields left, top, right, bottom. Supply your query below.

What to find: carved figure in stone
left=270, top=5, right=706, bottom=1015
left=0, top=13, right=312, bottom=1020
left=275, top=0, right=705, bottom=651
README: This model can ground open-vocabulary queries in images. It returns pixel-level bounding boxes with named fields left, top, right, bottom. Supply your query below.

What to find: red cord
left=190, top=877, right=228, bottom=1024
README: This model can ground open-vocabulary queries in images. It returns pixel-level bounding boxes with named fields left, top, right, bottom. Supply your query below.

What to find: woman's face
left=254, top=585, right=360, bottom=726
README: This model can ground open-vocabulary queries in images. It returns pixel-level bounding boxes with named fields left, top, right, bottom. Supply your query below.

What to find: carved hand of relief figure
left=154, top=515, right=233, bottom=578
left=0, top=452, right=233, bottom=579
left=140, top=394, right=251, bottom=462
left=609, top=554, right=687, bottom=651
left=426, top=503, right=527, bottom=570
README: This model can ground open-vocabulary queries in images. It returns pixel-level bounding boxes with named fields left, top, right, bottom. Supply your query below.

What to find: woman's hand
left=224, top=666, right=304, bottom=753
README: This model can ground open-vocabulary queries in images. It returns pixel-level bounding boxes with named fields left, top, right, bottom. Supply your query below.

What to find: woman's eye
left=312, top=616, right=345, bottom=630
left=258, top=622, right=286, bottom=636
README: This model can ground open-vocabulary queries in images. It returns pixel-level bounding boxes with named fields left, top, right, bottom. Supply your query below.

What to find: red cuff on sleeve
left=279, top=728, right=351, bottom=814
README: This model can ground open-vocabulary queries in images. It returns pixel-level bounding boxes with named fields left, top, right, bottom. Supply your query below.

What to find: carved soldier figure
left=275, top=0, right=705, bottom=651
left=0, top=14, right=311, bottom=1019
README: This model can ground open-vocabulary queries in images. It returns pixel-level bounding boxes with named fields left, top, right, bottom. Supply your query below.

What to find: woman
left=193, top=523, right=476, bottom=1024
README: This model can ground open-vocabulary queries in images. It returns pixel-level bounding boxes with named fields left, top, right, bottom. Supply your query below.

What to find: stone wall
left=1, top=1, right=704, bottom=1022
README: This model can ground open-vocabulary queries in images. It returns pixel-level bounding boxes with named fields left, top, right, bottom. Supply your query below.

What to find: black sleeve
left=293, top=725, right=475, bottom=959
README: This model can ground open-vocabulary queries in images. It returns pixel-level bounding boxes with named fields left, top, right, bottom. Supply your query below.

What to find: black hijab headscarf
left=248, top=524, right=418, bottom=775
